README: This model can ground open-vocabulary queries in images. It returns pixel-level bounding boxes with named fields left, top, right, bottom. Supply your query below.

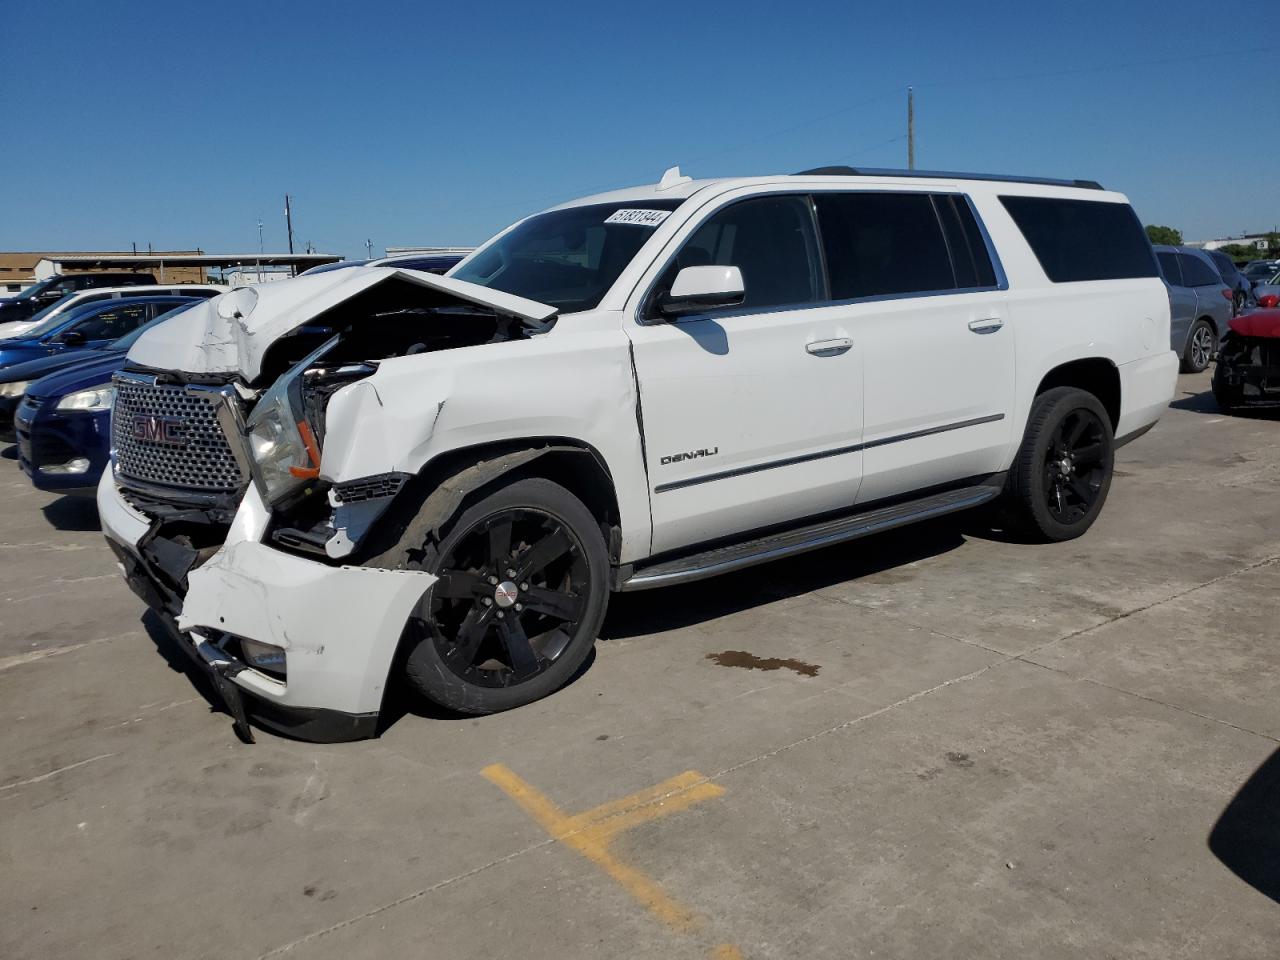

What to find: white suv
left=99, top=166, right=1177, bottom=741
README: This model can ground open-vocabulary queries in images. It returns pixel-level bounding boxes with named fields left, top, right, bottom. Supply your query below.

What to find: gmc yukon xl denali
left=99, top=166, right=1177, bottom=741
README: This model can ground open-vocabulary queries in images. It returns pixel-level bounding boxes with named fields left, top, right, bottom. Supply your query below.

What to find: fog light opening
left=240, top=638, right=288, bottom=681
left=44, top=457, right=91, bottom=475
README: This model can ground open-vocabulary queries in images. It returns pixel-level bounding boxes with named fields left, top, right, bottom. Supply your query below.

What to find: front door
left=627, top=194, right=865, bottom=555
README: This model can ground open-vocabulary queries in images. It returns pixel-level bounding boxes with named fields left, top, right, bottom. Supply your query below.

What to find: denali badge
left=133, top=414, right=187, bottom=447
left=661, top=447, right=718, bottom=465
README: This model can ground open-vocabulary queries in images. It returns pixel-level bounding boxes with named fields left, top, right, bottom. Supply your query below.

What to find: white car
left=0, top=284, right=228, bottom=340
left=98, top=166, right=1177, bottom=742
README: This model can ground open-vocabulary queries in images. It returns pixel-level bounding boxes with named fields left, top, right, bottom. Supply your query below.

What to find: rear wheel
left=402, top=478, right=609, bottom=714
left=1004, top=387, right=1114, bottom=542
left=1182, top=320, right=1216, bottom=373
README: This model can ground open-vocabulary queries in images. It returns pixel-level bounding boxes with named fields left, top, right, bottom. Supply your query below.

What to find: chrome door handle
left=806, top=337, right=853, bottom=356
left=968, top=318, right=1004, bottom=334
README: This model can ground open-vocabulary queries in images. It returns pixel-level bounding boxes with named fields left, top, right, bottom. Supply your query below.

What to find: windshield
left=110, top=301, right=199, bottom=350
left=452, top=200, right=685, bottom=312
left=10, top=277, right=64, bottom=302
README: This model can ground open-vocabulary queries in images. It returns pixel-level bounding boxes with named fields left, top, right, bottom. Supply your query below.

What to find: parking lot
left=0, top=369, right=1276, bottom=959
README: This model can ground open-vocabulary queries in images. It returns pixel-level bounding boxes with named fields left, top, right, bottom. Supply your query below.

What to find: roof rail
left=793, top=165, right=1104, bottom=190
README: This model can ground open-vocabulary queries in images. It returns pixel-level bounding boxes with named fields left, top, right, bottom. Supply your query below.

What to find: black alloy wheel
left=1004, top=386, right=1115, bottom=542
left=1042, top=407, right=1108, bottom=525
left=402, top=478, right=609, bottom=714
left=428, top=508, right=588, bottom=688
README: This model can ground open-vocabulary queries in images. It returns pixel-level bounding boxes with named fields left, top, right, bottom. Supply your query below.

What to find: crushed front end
left=1213, top=309, right=1280, bottom=409
left=98, top=268, right=556, bottom=741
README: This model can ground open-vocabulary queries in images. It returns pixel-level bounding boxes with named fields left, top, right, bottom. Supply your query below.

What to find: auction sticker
left=605, top=208, right=672, bottom=227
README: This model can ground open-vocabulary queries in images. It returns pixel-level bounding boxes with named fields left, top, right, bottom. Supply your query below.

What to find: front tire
left=1004, top=387, right=1114, bottom=542
left=401, top=478, right=609, bottom=715
left=1182, top=320, right=1216, bottom=373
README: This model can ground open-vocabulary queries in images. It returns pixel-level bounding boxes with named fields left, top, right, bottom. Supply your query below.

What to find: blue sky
left=2, top=0, right=1276, bottom=258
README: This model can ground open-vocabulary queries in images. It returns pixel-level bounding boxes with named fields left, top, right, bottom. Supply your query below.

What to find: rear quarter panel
left=969, top=188, right=1171, bottom=458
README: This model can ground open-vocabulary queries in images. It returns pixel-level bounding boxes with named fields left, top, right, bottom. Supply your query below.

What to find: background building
left=0, top=250, right=205, bottom=293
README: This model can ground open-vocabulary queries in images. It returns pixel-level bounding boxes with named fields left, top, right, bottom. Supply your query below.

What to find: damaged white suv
left=99, top=166, right=1177, bottom=741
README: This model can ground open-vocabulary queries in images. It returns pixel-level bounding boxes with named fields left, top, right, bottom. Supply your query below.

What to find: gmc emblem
left=133, top=414, right=187, bottom=447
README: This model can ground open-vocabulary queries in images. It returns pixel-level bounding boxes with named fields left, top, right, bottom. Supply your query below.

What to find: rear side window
left=1178, top=253, right=1221, bottom=287
left=935, top=195, right=998, bottom=289
left=1157, top=252, right=1183, bottom=285
left=664, top=195, right=822, bottom=311
left=999, top=196, right=1158, bottom=282
left=814, top=192, right=954, bottom=299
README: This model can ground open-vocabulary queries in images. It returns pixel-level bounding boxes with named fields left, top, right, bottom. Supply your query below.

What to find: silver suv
left=1153, top=245, right=1232, bottom=372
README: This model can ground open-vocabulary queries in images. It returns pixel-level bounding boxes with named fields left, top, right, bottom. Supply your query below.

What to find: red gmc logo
left=133, top=414, right=187, bottom=447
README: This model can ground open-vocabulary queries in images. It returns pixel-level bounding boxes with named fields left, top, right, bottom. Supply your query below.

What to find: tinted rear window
left=815, top=193, right=955, bottom=299
left=999, top=196, right=1158, bottom=282
left=936, top=195, right=998, bottom=289
left=1157, top=252, right=1183, bottom=285
left=1178, top=253, right=1221, bottom=287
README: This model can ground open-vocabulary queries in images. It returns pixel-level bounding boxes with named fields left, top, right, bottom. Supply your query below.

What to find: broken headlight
left=245, top=337, right=336, bottom=504
left=246, top=385, right=314, bottom=503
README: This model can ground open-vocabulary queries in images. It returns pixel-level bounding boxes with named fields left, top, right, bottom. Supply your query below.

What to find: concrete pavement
left=1, top=370, right=1277, bottom=959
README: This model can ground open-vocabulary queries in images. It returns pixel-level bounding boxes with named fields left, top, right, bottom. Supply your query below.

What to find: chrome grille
left=112, top=377, right=246, bottom=492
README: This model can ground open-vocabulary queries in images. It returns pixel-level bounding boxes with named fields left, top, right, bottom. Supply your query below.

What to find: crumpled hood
left=125, top=266, right=557, bottom=383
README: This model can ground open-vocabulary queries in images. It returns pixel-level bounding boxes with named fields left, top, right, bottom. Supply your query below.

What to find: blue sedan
left=15, top=303, right=198, bottom=493
left=0, top=295, right=196, bottom=370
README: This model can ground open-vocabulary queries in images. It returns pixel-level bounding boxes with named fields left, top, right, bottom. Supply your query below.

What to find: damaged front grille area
left=112, top=373, right=249, bottom=493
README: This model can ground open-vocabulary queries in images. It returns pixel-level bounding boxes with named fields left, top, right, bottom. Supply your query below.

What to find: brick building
left=0, top=251, right=206, bottom=293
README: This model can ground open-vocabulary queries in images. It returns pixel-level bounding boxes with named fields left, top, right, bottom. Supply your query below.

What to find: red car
left=1213, top=309, right=1280, bottom=410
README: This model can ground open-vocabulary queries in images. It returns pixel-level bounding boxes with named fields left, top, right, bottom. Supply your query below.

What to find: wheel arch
left=1034, top=357, right=1121, bottom=431
left=365, top=437, right=625, bottom=570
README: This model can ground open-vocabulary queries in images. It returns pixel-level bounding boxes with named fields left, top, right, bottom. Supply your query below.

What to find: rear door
left=1178, top=252, right=1230, bottom=340
left=1157, top=251, right=1196, bottom=351
left=813, top=191, right=1014, bottom=503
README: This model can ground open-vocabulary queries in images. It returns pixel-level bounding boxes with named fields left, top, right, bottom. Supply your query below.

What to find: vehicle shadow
left=1209, top=746, right=1280, bottom=904
left=140, top=608, right=226, bottom=719
left=0, top=444, right=16, bottom=461
left=1171, top=385, right=1280, bottom=419
left=602, top=515, right=967, bottom=641
left=40, top=495, right=101, bottom=532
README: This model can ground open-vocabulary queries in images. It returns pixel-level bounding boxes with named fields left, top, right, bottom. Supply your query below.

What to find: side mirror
left=57, top=330, right=86, bottom=347
left=658, top=265, right=745, bottom=317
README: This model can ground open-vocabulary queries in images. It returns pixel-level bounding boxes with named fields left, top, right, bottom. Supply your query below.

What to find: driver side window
left=654, top=195, right=822, bottom=315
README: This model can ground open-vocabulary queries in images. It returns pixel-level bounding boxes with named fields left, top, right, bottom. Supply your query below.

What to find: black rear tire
left=1181, top=320, right=1216, bottom=373
left=400, top=478, right=609, bottom=715
left=1003, top=387, right=1114, bottom=542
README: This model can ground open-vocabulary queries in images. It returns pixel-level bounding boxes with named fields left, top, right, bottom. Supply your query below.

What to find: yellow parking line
left=482, top=763, right=729, bottom=939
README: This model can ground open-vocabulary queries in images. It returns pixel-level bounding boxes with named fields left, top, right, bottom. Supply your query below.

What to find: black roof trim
left=794, top=166, right=1104, bottom=190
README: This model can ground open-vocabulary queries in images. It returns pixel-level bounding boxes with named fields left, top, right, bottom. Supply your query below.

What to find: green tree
left=1145, top=224, right=1182, bottom=246
left=1220, top=244, right=1260, bottom=264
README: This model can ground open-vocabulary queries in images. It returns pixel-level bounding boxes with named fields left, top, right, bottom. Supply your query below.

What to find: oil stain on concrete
left=705, top=650, right=821, bottom=677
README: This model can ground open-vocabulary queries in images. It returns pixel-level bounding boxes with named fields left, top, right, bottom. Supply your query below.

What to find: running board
left=619, top=480, right=1003, bottom=592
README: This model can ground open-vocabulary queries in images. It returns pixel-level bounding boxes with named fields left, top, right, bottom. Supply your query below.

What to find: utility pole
left=907, top=86, right=915, bottom=170
left=257, top=219, right=265, bottom=283
left=365, top=238, right=374, bottom=259
left=284, top=194, right=296, bottom=275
